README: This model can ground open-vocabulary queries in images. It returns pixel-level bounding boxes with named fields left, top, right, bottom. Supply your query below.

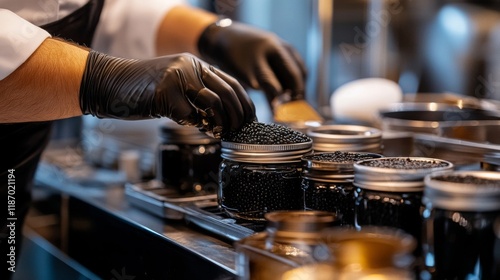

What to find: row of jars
left=233, top=165, right=500, bottom=279
left=156, top=122, right=500, bottom=279
left=215, top=125, right=500, bottom=280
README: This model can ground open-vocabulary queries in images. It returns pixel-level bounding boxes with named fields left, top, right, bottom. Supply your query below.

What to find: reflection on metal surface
left=378, top=102, right=500, bottom=134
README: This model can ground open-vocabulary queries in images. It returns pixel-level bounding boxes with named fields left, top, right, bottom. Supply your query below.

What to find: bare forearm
left=0, top=38, right=88, bottom=123
left=155, top=5, right=218, bottom=56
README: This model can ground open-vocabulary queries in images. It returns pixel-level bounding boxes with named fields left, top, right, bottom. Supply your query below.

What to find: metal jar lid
left=307, top=125, right=382, bottom=153
left=354, top=157, right=454, bottom=192
left=423, top=170, right=500, bottom=211
left=160, top=121, right=219, bottom=145
left=301, top=152, right=383, bottom=181
left=221, top=140, right=313, bottom=163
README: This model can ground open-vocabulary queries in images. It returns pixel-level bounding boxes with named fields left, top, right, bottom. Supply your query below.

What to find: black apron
left=0, top=1, right=104, bottom=278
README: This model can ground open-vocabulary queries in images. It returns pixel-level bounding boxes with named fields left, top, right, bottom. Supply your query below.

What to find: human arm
left=0, top=38, right=87, bottom=123
left=0, top=11, right=255, bottom=137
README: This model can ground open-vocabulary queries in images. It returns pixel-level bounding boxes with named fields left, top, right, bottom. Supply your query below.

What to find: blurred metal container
left=307, top=124, right=382, bottom=153
left=413, top=121, right=500, bottom=166
left=322, top=226, right=416, bottom=279
left=234, top=211, right=339, bottom=280
left=379, top=102, right=500, bottom=134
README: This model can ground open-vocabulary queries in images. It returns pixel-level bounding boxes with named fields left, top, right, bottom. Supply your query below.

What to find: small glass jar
left=301, top=151, right=383, bottom=226
left=307, top=124, right=382, bottom=153
left=421, top=170, right=500, bottom=280
left=235, top=211, right=338, bottom=280
left=158, top=121, right=221, bottom=195
left=322, top=226, right=417, bottom=279
left=353, top=157, right=453, bottom=242
left=219, top=141, right=312, bottom=221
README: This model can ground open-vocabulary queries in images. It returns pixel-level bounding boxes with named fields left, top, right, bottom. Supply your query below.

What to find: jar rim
left=302, top=152, right=383, bottom=170
left=424, top=170, right=500, bottom=211
left=353, top=157, right=453, bottom=191
left=221, top=141, right=313, bottom=163
left=307, top=125, right=382, bottom=141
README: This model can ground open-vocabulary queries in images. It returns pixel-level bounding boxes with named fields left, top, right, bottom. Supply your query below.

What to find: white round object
left=331, top=78, right=403, bottom=125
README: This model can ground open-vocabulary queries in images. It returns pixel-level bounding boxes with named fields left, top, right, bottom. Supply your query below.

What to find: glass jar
left=219, top=141, right=312, bottom=221
left=307, top=124, right=382, bottom=153
left=235, top=211, right=339, bottom=280
left=158, top=121, right=221, bottom=195
left=353, top=157, right=453, bottom=242
left=322, top=226, right=417, bottom=279
left=421, top=170, right=500, bottom=280
left=301, top=151, right=383, bottom=226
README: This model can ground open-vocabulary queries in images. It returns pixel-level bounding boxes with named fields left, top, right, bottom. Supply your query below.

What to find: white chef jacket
left=0, top=0, right=185, bottom=80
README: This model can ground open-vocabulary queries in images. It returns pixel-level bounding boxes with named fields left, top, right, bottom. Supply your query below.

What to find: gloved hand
left=197, top=19, right=307, bottom=105
left=79, top=51, right=256, bottom=138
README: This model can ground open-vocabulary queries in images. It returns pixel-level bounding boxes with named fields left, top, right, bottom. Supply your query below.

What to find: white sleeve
left=0, top=9, right=51, bottom=80
left=92, top=0, right=187, bottom=59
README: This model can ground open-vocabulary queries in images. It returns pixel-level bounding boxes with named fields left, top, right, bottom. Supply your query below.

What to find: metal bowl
left=378, top=102, right=500, bottom=134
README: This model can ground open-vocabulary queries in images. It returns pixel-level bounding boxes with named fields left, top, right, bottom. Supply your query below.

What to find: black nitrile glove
left=79, top=51, right=256, bottom=138
left=197, top=19, right=307, bottom=105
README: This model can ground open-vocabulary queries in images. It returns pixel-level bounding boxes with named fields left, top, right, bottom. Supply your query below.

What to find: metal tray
left=125, top=181, right=261, bottom=241
left=125, top=181, right=218, bottom=220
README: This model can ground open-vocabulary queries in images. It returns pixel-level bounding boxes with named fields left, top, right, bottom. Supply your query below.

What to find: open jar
left=353, top=157, right=453, bottom=242
left=219, top=141, right=312, bottom=221
left=157, top=121, right=221, bottom=195
left=301, top=151, right=383, bottom=226
left=421, top=170, right=500, bottom=280
left=235, top=210, right=339, bottom=280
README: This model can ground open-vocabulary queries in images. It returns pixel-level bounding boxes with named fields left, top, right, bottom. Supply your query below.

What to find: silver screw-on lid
left=354, top=157, right=454, bottom=192
left=307, top=125, right=382, bottom=153
left=301, top=152, right=383, bottom=181
left=423, top=170, right=500, bottom=211
left=221, top=141, right=313, bottom=163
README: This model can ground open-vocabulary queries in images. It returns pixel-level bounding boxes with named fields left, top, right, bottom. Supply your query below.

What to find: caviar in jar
left=353, top=157, right=453, bottom=242
left=301, top=151, right=383, bottom=226
left=421, top=171, right=500, bottom=280
left=219, top=122, right=312, bottom=221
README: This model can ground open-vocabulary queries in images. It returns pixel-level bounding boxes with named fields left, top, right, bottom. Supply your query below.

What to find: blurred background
left=50, top=0, right=500, bottom=177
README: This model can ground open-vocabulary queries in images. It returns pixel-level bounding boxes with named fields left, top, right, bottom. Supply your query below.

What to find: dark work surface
left=32, top=160, right=237, bottom=280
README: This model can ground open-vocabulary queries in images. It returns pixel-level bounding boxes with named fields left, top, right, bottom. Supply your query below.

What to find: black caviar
left=302, top=152, right=383, bottom=226
left=304, top=151, right=379, bottom=163
left=354, top=190, right=422, bottom=235
left=222, top=121, right=311, bottom=144
left=433, top=174, right=500, bottom=186
left=358, top=157, right=449, bottom=169
left=219, top=162, right=303, bottom=220
left=421, top=171, right=500, bottom=279
left=219, top=121, right=312, bottom=221
left=424, top=210, right=499, bottom=279
left=353, top=157, right=453, bottom=255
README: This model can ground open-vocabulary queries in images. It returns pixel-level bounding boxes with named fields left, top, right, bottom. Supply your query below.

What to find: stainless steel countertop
left=34, top=155, right=238, bottom=278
